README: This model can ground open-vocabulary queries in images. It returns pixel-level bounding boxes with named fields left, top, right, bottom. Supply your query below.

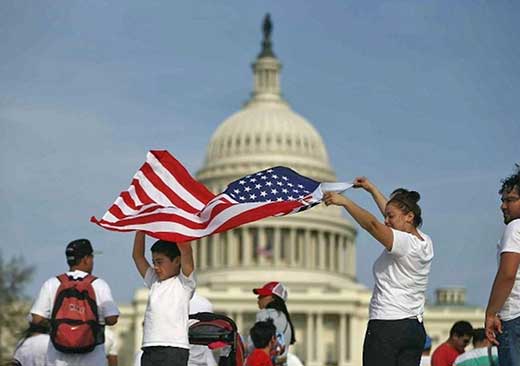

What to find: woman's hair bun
left=408, top=190, right=420, bottom=203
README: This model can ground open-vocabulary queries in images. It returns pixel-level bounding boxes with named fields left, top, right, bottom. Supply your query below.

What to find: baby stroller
left=189, top=312, right=245, bottom=366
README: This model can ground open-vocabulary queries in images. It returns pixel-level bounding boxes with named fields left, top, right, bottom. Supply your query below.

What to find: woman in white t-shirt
left=324, top=177, right=433, bottom=366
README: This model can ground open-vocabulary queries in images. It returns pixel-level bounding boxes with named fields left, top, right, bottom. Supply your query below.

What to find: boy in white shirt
left=132, top=231, right=196, bottom=366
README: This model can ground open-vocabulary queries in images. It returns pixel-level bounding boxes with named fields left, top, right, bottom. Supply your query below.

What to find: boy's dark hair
left=499, top=164, right=520, bottom=195
left=471, top=328, right=486, bottom=346
left=449, top=320, right=473, bottom=337
left=150, top=240, right=180, bottom=260
left=250, top=319, right=276, bottom=349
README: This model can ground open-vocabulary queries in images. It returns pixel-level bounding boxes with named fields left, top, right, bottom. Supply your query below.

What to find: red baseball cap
left=252, top=281, right=288, bottom=302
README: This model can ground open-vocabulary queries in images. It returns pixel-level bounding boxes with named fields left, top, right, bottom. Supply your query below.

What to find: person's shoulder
left=90, top=276, right=111, bottom=288
left=432, top=342, right=449, bottom=354
left=506, top=218, right=520, bottom=232
left=247, top=349, right=271, bottom=366
left=256, top=308, right=278, bottom=320
left=41, top=275, right=60, bottom=288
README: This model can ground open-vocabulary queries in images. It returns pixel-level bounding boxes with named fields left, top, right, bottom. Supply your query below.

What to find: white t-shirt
left=189, top=293, right=217, bottom=366
left=420, top=355, right=431, bottom=366
left=142, top=267, right=196, bottom=349
left=30, top=270, right=120, bottom=366
left=13, top=334, right=50, bottom=366
left=104, top=327, right=119, bottom=356
left=497, top=218, right=520, bottom=321
left=369, top=229, right=434, bottom=320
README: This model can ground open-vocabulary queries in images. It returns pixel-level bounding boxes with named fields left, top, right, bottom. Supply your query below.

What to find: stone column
left=235, top=312, right=244, bottom=335
left=318, top=232, right=326, bottom=270
left=339, top=313, right=348, bottom=366
left=242, top=228, right=252, bottom=265
left=258, top=227, right=267, bottom=265
left=225, top=231, right=235, bottom=266
left=306, top=312, right=315, bottom=365
left=328, top=234, right=335, bottom=272
left=304, top=230, right=312, bottom=268
left=338, top=235, right=347, bottom=273
left=350, top=315, right=364, bottom=366
left=289, top=229, right=296, bottom=266
left=316, top=313, right=324, bottom=365
left=273, top=227, right=281, bottom=265
left=348, top=237, right=356, bottom=278
left=211, top=234, right=220, bottom=268
left=337, top=234, right=344, bottom=274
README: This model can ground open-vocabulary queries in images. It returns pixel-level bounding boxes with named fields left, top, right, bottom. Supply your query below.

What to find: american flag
left=91, top=150, right=351, bottom=242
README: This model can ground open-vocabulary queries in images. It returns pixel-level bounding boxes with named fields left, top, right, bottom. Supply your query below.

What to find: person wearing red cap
left=247, top=281, right=296, bottom=366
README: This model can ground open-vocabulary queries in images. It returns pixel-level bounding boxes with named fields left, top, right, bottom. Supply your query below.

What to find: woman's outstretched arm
left=324, top=191, right=393, bottom=250
left=353, top=177, right=388, bottom=217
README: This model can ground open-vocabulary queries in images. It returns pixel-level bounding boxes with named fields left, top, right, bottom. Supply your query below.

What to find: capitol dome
left=197, top=23, right=334, bottom=185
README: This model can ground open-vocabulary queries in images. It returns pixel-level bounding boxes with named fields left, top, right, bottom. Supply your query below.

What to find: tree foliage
left=0, top=252, right=34, bottom=363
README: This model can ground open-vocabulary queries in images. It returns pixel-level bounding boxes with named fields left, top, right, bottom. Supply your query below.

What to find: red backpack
left=50, top=274, right=104, bottom=353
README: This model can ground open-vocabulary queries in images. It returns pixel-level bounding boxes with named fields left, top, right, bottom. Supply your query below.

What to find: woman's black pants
left=363, top=318, right=426, bottom=366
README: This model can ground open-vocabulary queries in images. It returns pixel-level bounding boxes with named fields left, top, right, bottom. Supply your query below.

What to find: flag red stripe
left=120, top=191, right=138, bottom=210
left=151, top=151, right=215, bottom=204
left=140, top=163, right=200, bottom=214
left=131, top=179, right=154, bottom=205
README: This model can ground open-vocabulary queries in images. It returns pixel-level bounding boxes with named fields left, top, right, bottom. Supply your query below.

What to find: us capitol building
left=114, top=15, right=485, bottom=366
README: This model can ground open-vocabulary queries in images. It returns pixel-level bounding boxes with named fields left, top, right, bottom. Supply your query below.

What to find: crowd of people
left=8, top=166, right=520, bottom=366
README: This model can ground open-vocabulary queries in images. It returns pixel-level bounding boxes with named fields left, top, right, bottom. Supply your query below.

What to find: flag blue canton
left=224, top=166, right=320, bottom=203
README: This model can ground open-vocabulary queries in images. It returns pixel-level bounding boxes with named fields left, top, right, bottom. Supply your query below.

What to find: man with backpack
left=29, top=238, right=120, bottom=366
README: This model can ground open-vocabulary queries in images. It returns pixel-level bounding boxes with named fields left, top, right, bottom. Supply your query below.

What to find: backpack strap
left=56, top=273, right=97, bottom=284
left=56, top=273, right=72, bottom=283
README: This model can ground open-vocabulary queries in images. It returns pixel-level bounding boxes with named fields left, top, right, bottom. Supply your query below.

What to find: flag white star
left=244, top=186, right=251, bottom=192
left=239, top=180, right=246, bottom=185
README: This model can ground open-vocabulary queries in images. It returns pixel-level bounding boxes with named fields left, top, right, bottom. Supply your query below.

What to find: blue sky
left=1, top=1, right=519, bottom=308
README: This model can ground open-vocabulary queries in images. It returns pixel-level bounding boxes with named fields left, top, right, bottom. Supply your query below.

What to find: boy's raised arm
left=178, top=242, right=194, bottom=277
left=132, top=231, right=151, bottom=278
